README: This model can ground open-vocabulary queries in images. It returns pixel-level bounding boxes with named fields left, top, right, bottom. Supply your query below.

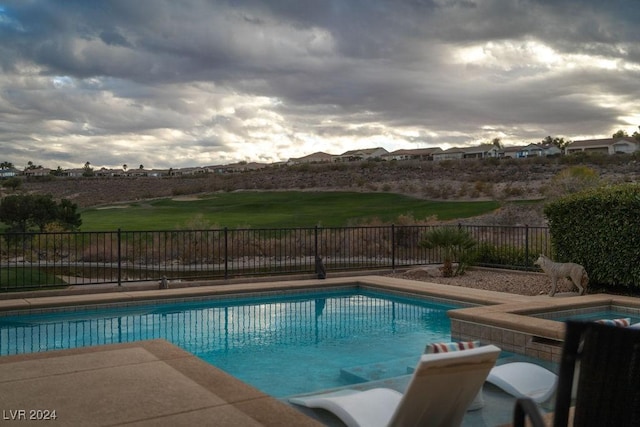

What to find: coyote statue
left=534, top=254, right=588, bottom=296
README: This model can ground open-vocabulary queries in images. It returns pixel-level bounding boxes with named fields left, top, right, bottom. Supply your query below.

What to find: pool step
left=340, top=356, right=419, bottom=383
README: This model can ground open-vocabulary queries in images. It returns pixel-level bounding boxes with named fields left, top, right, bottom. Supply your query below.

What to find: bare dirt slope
left=14, top=156, right=639, bottom=227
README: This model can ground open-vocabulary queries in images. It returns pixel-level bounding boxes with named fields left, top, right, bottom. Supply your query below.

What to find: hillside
left=11, top=155, right=640, bottom=226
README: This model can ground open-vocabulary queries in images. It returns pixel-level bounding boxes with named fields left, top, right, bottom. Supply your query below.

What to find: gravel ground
left=384, top=266, right=581, bottom=296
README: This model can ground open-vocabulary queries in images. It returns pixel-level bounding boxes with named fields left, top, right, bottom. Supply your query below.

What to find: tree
left=82, top=161, right=94, bottom=177
left=123, top=164, right=128, bottom=171
left=633, top=126, right=640, bottom=142
left=0, top=161, right=14, bottom=170
left=25, top=160, right=41, bottom=170
left=612, top=129, right=628, bottom=138
left=0, top=194, right=82, bottom=232
left=491, top=137, right=503, bottom=149
left=419, top=227, right=476, bottom=277
left=57, top=199, right=82, bottom=230
left=139, top=164, right=144, bottom=169
left=1, top=177, right=22, bottom=192
left=541, top=136, right=570, bottom=150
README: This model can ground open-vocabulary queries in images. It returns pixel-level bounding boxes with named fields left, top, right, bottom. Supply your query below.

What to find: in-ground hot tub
left=448, top=293, right=640, bottom=363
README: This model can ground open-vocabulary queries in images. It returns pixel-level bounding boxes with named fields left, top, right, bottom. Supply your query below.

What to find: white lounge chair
left=486, top=362, right=557, bottom=404
left=289, top=344, right=501, bottom=427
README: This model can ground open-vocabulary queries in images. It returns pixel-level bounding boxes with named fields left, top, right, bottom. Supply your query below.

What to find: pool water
left=0, top=289, right=459, bottom=397
left=537, top=309, right=640, bottom=325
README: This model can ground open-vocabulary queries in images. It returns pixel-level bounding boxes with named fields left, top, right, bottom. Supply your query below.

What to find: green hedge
left=544, top=183, right=640, bottom=290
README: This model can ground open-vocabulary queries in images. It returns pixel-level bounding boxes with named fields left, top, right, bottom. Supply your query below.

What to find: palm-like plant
left=419, top=227, right=477, bottom=277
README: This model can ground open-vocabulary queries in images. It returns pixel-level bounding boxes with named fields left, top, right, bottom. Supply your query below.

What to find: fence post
left=391, top=224, right=396, bottom=271
left=224, top=227, right=228, bottom=280
left=525, top=224, right=529, bottom=268
left=314, top=225, right=319, bottom=261
left=117, top=228, right=122, bottom=287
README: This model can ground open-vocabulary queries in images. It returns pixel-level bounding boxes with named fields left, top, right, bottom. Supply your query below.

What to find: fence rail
left=0, top=224, right=550, bottom=291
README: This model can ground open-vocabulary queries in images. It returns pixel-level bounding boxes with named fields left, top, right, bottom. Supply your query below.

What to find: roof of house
left=385, top=147, right=443, bottom=156
left=567, top=137, right=638, bottom=148
left=340, top=147, right=388, bottom=156
left=463, top=144, right=498, bottom=153
left=501, top=145, right=526, bottom=153
left=292, top=151, right=334, bottom=161
left=438, top=147, right=466, bottom=154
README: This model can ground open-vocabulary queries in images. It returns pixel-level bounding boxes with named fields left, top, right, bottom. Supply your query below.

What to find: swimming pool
left=0, top=288, right=461, bottom=397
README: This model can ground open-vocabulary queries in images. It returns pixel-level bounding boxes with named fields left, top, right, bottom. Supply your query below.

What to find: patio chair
left=289, top=344, right=501, bottom=427
left=486, top=361, right=557, bottom=404
left=513, top=320, right=640, bottom=427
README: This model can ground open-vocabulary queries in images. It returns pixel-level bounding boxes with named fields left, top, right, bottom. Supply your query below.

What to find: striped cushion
left=595, top=318, right=631, bottom=327
left=425, top=341, right=481, bottom=354
left=424, top=340, right=485, bottom=411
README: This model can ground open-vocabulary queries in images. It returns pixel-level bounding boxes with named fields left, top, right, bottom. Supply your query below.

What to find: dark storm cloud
left=0, top=0, right=638, bottom=169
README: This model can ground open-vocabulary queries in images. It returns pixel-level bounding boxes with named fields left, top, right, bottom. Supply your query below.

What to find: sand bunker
left=172, top=196, right=200, bottom=201
left=96, top=205, right=130, bottom=210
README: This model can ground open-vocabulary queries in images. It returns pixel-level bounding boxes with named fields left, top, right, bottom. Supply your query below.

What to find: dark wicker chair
left=514, top=320, right=640, bottom=427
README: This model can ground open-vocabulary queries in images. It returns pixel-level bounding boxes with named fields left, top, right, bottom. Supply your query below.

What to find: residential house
left=63, top=168, right=88, bottom=177
left=23, top=167, right=51, bottom=177
left=565, top=137, right=639, bottom=155
left=462, top=144, right=499, bottom=159
left=0, top=168, right=20, bottom=179
left=500, top=145, right=524, bottom=159
left=539, top=144, right=563, bottom=157
left=145, top=170, right=164, bottom=178
left=433, top=144, right=498, bottom=161
left=289, top=152, right=335, bottom=164
left=223, top=162, right=269, bottom=173
left=171, top=166, right=212, bottom=176
left=500, top=143, right=562, bottom=158
left=127, top=168, right=150, bottom=177
left=95, top=168, right=124, bottom=177
left=382, top=147, right=442, bottom=161
left=336, top=147, right=389, bottom=162
left=432, top=147, right=466, bottom=161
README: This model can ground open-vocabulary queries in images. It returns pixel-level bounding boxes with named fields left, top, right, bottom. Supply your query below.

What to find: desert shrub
left=80, top=235, right=118, bottom=262
left=438, top=183, right=452, bottom=199
left=544, top=165, right=600, bottom=200
left=437, top=160, right=454, bottom=169
left=422, top=184, right=437, bottom=197
left=1, top=177, right=22, bottom=191
left=399, top=182, right=417, bottom=194
left=559, top=151, right=591, bottom=165
left=419, top=227, right=476, bottom=277
left=473, top=242, right=534, bottom=268
left=502, top=184, right=525, bottom=198
left=474, top=180, right=492, bottom=197
left=483, top=157, right=500, bottom=167
left=458, top=183, right=470, bottom=197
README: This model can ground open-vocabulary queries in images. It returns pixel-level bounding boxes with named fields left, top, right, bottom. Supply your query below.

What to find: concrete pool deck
left=1, top=275, right=639, bottom=426
left=0, top=340, right=322, bottom=427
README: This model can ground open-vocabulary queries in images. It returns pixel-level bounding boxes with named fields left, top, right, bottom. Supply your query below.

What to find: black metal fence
left=0, top=224, right=550, bottom=291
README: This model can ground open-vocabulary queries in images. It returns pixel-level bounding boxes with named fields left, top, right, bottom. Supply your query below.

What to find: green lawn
left=79, top=192, right=501, bottom=231
left=0, top=267, right=67, bottom=290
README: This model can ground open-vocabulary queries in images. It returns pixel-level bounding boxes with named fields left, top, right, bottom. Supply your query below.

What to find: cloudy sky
left=1, top=1, right=639, bottom=170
